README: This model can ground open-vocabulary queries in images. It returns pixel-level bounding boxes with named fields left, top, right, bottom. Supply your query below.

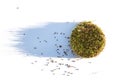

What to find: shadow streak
left=14, top=22, right=80, bottom=58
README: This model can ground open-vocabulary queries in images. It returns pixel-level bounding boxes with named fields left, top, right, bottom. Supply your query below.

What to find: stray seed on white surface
left=88, top=62, right=92, bottom=64
left=41, top=69, right=43, bottom=71
left=52, top=73, right=55, bottom=75
left=71, top=60, right=76, bottom=62
left=75, top=68, right=79, bottom=70
left=31, top=62, right=34, bottom=64
left=16, top=6, right=19, bottom=9
left=34, top=60, right=37, bottom=63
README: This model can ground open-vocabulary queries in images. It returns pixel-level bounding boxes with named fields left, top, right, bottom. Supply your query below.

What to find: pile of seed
left=70, top=21, right=106, bottom=58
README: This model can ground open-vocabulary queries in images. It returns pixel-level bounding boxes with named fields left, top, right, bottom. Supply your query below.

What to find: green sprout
left=70, top=21, right=105, bottom=58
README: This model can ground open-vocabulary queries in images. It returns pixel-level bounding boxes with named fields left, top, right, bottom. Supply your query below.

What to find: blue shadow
left=14, top=22, right=79, bottom=58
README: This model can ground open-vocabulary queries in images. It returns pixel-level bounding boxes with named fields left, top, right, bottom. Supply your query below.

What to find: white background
left=0, top=0, right=120, bottom=80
